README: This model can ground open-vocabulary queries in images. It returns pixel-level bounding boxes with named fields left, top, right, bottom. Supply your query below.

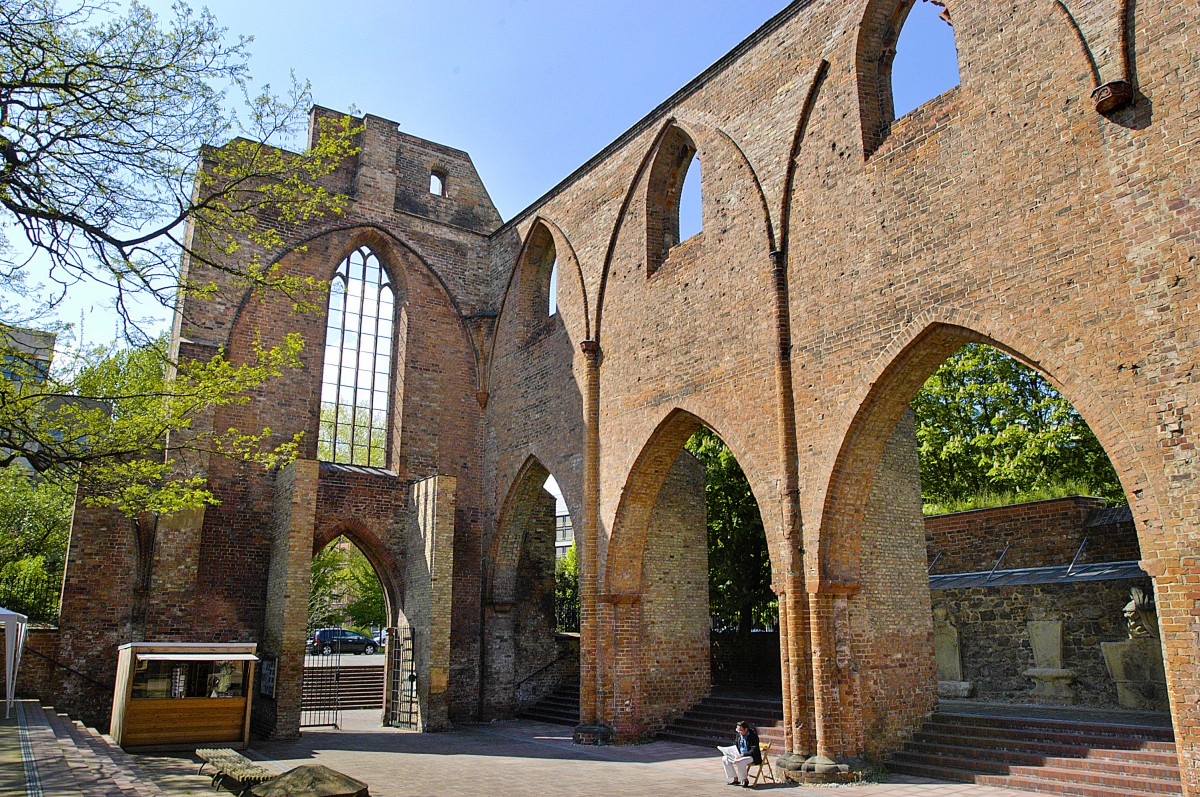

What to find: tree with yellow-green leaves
left=0, top=0, right=360, bottom=515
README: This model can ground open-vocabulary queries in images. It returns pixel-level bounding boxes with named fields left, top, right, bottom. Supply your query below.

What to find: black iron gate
left=301, top=644, right=343, bottom=728
left=387, top=624, right=418, bottom=729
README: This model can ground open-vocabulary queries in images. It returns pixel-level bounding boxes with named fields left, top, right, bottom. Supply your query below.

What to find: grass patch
left=922, top=478, right=1123, bottom=516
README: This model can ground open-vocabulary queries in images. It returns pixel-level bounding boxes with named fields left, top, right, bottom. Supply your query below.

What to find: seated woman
left=717, top=720, right=761, bottom=787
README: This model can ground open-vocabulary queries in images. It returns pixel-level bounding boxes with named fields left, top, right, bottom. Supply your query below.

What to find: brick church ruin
left=16, top=0, right=1200, bottom=794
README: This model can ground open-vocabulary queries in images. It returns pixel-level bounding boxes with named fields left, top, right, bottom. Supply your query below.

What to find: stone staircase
left=16, top=701, right=169, bottom=796
left=656, top=693, right=785, bottom=749
left=888, top=711, right=1181, bottom=797
left=517, top=681, right=580, bottom=726
left=302, top=664, right=385, bottom=710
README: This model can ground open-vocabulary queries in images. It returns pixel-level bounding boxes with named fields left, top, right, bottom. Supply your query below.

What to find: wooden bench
left=196, top=748, right=278, bottom=794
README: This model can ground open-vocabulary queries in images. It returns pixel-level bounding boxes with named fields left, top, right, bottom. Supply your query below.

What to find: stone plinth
left=1101, top=638, right=1169, bottom=712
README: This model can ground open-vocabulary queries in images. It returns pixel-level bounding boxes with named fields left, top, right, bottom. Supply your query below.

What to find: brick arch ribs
left=594, top=117, right=775, bottom=342
left=807, top=311, right=1164, bottom=761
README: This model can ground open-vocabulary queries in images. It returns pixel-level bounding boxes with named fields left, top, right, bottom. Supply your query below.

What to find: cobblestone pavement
left=233, top=717, right=1042, bottom=797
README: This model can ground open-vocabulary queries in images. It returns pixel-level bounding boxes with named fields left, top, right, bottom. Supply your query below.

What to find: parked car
left=306, top=628, right=377, bottom=655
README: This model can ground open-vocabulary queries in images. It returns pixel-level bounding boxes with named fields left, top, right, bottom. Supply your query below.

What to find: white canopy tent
left=1, top=605, right=29, bottom=719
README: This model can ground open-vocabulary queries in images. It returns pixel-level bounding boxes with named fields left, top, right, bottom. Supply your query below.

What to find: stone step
left=914, top=724, right=1177, bottom=755
left=889, top=710, right=1182, bottom=797
left=656, top=693, right=786, bottom=750
left=39, top=704, right=167, bottom=797
left=517, top=683, right=582, bottom=727
left=900, top=741, right=1180, bottom=778
left=932, top=712, right=1176, bottom=742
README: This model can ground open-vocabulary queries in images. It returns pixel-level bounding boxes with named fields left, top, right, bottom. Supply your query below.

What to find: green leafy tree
left=342, top=546, right=385, bottom=630
left=1, top=333, right=304, bottom=515
left=686, top=428, right=775, bottom=636
left=911, top=343, right=1124, bottom=507
left=1, top=0, right=357, bottom=331
left=554, top=541, right=579, bottom=633
left=0, top=465, right=74, bottom=622
left=308, top=539, right=385, bottom=632
left=0, top=0, right=360, bottom=513
left=307, top=543, right=346, bottom=631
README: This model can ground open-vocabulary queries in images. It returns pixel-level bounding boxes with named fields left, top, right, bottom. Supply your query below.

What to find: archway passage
left=687, top=428, right=778, bottom=696
left=302, top=535, right=392, bottom=730
left=602, top=412, right=781, bottom=744
left=814, top=329, right=1176, bottom=790
left=484, top=460, right=581, bottom=723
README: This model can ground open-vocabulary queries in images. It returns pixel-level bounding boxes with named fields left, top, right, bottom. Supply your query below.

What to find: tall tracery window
left=318, top=247, right=394, bottom=467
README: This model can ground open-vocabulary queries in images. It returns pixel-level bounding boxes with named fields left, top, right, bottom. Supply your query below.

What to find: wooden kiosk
left=110, top=642, right=258, bottom=749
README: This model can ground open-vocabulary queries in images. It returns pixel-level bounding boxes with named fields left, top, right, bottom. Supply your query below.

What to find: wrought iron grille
left=301, top=645, right=342, bottom=729
left=387, top=624, right=418, bottom=729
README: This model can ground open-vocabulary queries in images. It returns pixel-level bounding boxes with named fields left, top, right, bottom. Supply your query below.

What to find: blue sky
left=151, top=0, right=957, bottom=221
left=42, top=1, right=959, bottom=351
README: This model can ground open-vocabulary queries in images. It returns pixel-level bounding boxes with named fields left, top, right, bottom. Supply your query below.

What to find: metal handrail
left=24, top=646, right=113, bottom=692
left=513, top=649, right=577, bottom=690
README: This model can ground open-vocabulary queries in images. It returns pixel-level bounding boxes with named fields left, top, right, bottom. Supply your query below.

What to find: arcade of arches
left=24, top=2, right=1200, bottom=795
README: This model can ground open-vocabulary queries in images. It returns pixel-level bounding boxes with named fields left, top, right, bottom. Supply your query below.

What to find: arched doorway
left=811, top=322, right=1175, bottom=780
left=602, top=410, right=781, bottom=741
left=484, top=457, right=581, bottom=720
left=302, top=534, right=391, bottom=729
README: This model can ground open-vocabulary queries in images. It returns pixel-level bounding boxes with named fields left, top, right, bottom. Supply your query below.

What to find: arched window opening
left=891, top=0, right=960, bottom=120
left=521, top=224, right=558, bottom=328
left=678, top=155, right=702, bottom=243
left=318, top=247, right=393, bottom=468
left=646, top=127, right=700, bottom=276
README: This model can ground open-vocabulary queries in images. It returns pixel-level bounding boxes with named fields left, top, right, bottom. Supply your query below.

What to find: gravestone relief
left=1101, top=588, right=1169, bottom=711
left=932, top=606, right=973, bottom=698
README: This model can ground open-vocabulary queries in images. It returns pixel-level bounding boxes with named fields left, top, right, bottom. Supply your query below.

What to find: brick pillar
left=406, top=475, right=456, bottom=732
left=808, top=586, right=859, bottom=758
left=253, top=459, right=317, bottom=739
left=1148, top=560, right=1200, bottom=796
left=609, top=597, right=643, bottom=740
left=575, top=339, right=610, bottom=742
left=769, top=247, right=813, bottom=755
left=787, top=578, right=816, bottom=753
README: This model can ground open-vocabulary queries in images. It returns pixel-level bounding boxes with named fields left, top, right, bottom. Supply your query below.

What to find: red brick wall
left=45, top=2, right=1200, bottom=788
left=925, top=497, right=1140, bottom=574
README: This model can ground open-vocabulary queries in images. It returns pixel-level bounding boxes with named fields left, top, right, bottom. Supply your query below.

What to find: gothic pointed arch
left=813, top=312, right=1155, bottom=588
left=489, top=455, right=556, bottom=606
left=313, top=516, right=405, bottom=626
left=645, top=124, right=701, bottom=276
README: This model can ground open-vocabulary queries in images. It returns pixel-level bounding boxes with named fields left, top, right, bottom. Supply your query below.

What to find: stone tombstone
left=1101, top=587, right=1169, bottom=711
left=932, top=605, right=973, bottom=699
left=1023, top=618, right=1076, bottom=704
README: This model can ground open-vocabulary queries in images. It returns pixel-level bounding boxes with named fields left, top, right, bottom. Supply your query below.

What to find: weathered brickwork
left=633, top=450, right=708, bottom=737
left=926, top=496, right=1140, bottom=574
left=27, top=1, right=1200, bottom=791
